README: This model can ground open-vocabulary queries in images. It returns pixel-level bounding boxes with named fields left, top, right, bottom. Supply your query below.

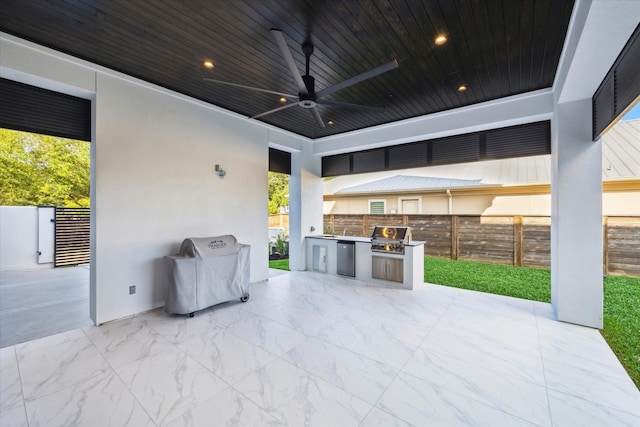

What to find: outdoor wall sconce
left=215, top=164, right=226, bottom=179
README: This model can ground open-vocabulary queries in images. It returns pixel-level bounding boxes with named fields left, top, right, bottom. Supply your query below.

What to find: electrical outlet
left=129, top=285, right=136, bottom=295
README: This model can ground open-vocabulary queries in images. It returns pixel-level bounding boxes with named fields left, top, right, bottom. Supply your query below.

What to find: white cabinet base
left=305, top=237, right=424, bottom=290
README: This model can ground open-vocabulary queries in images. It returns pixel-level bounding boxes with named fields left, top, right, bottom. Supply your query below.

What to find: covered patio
left=2, top=270, right=638, bottom=426
left=1, top=0, right=640, bottom=425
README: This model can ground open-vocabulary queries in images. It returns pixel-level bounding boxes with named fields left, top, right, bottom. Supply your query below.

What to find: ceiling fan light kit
left=204, top=28, right=399, bottom=129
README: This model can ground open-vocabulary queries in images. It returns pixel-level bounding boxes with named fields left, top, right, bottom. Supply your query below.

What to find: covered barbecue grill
left=164, top=235, right=250, bottom=316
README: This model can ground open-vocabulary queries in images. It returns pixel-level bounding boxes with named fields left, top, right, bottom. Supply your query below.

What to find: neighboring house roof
left=325, top=119, right=640, bottom=196
left=602, top=119, right=640, bottom=179
left=337, top=176, right=485, bottom=194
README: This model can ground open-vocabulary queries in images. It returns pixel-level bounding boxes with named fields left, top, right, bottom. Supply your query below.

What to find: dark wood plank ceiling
left=0, top=0, right=575, bottom=139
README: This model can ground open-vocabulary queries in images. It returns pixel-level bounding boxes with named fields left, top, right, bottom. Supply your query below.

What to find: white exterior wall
left=551, top=99, right=604, bottom=328
left=1, top=34, right=314, bottom=324
left=326, top=189, right=638, bottom=217
left=289, top=140, right=324, bottom=271
left=0, top=207, right=40, bottom=270
left=92, top=74, right=272, bottom=323
left=603, top=192, right=640, bottom=216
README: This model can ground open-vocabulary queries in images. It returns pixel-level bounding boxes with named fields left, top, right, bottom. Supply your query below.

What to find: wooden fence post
left=514, top=215, right=523, bottom=266
left=603, top=216, right=609, bottom=276
left=363, top=214, right=368, bottom=237
left=451, top=215, right=458, bottom=260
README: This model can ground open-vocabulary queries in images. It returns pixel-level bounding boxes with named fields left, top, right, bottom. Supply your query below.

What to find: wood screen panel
left=408, top=215, right=452, bottom=258
left=55, top=207, right=90, bottom=267
left=607, top=217, right=640, bottom=277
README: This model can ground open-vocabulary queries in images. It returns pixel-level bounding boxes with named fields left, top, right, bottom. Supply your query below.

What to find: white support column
left=550, top=98, right=603, bottom=328
left=288, top=140, right=323, bottom=271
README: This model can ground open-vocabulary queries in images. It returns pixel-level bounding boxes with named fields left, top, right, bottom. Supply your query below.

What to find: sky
left=622, top=102, right=640, bottom=120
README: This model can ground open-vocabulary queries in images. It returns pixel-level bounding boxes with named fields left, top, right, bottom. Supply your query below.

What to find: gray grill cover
left=164, top=235, right=250, bottom=314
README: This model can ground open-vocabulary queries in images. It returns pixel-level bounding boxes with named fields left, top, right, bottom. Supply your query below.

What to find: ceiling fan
left=204, top=29, right=399, bottom=128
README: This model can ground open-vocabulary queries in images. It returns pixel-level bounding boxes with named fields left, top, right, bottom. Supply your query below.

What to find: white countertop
left=306, top=235, right=424, bottom=246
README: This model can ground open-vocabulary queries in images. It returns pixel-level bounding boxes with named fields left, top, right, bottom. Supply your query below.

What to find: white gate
left=37, top=206, right=55, bottom=264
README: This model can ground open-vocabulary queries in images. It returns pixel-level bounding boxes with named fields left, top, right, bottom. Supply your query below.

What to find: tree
left=0, top=129, right=90, bottom=207
left=268, top=171, right=289, bottom=214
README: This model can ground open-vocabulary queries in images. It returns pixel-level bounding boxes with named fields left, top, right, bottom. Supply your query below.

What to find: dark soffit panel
left=593, top=23, right=640, bottom=139
left=0, top=78, right=91, bottom=141
left=269, top=148, right=291, bottom=175
left=322, top=121, right=550, bottom=177
left=0, top=0, right=575, bottom=139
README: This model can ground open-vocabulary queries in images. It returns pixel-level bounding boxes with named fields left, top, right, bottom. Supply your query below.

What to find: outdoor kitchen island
left=305, top=233, right=424, bottom=290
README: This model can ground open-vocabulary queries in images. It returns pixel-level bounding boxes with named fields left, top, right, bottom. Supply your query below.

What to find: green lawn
left=269, top=258, right=289, bottom=271
left=423, top=257, right=551, bottom=302
left=424, top=256, right=639, bottom=389
left=601, top=275, right=640, bottom=389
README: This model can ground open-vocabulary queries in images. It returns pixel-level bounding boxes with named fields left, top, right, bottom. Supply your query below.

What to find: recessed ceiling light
left=327, top=120, right=334, bottom=125
left=203, top=60, right=215, bottom=69
left=434, top=35, right=447, bottom=45
left=457, top=85, right=467, bottom=92
left=279, top=97, right=287, bottom=103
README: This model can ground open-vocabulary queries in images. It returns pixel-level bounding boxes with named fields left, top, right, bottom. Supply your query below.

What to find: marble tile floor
left=0, top=266, right=92, bottom=348
left=1, top=270, right=638, bottom=426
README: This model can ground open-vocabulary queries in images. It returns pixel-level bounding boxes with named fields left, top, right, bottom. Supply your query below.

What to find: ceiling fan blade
left=202, top=78, right=297, bottom=98
left=316, top=59, right=399, bottom=98
left=251, top=101, right=298, bottom=119
left=270, top=29, right=308, bottom=95
left=310, top=107, right=326, bottom=128
left=317, top=98, right=385, bottom=112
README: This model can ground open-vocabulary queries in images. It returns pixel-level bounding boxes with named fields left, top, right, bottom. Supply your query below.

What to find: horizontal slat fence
left=457, top=216, right=515, bottom=265
left=55, top=207, right=90, bottom=267
left=324, top=214, right=639, bottom=277
left=522, top=217, right=551, bottom=268
left=605, top=217, right=640, bottom=277
left=411, top=215, right=452, bottom=258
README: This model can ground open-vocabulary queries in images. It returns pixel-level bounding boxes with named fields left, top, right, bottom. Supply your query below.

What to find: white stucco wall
left=1, top=34, right=314, bottom=324
left=0, top=206, right=39, bottom=270
left=92, top=73, right=273, bottom=323
left=289, top=140, right=324, bottom=271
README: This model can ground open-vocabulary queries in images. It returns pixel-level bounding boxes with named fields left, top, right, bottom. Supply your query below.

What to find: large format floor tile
left=377, top=372, right=536, bottom=427
left=316, top=319, right=417, bottom=369
left=24, top=371, right=154, bottom=427
left=84, top=317, right=177, bottom=369
left=116, top=348, right=229, bottom=425
left=226, top=312, right=308, bottom=355
left=403, top=347, right=551, bottom=426
left=0, top=404, right=28, bottom=427
left=234, top=358, right=371, bottom=427
left=164, top=388, right=285, bottom=427
left=283, top=337, right=398, bottom=404
left=17, top=335, right=110, bottom=402
left=176, top=326, right=275, bottom=384
left=1, top=269, right=638, bottom=427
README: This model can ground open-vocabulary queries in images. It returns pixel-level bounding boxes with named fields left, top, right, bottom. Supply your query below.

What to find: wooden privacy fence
left=324, top=214, right=640, bottom=277
left=268, top=213, right=289, bottom=237
left=55, top=207, right=90, bottom=267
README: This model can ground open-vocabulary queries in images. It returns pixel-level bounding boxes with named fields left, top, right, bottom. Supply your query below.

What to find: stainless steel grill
left=370, top=226, right=411, bottom=254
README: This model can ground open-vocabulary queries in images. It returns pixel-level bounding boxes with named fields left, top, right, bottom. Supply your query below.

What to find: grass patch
left=602, top=275, right=640, bottom=389
left=269, top=258, right=289, bottom=271
left=423, top=257, right=639, bottom=389
left=424, top=257, right=551, bottom=302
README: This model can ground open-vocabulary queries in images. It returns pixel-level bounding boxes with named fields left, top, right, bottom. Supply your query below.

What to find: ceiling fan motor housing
left=204, top=29, right=397, bottom=127
left=298, top=98, right=317, bottom=108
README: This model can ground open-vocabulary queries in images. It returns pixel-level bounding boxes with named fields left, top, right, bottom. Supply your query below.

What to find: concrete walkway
left=0, top=265, right=93, bottom=348
left=0, top=267, right=289, bottom=348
